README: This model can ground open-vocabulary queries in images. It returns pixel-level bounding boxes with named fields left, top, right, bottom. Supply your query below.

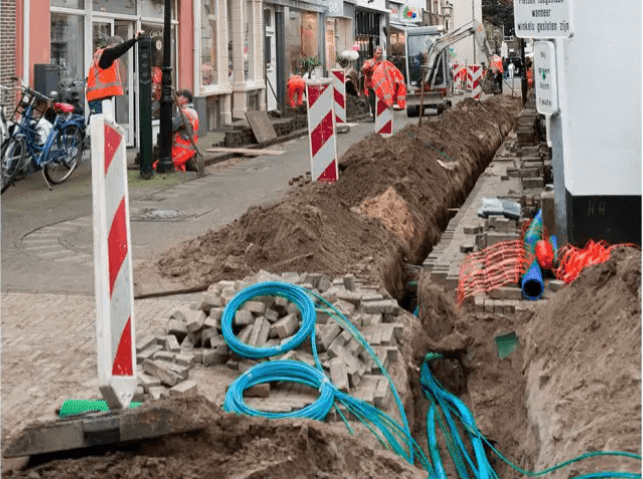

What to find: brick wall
left=0, top=0, right=16, bottom=111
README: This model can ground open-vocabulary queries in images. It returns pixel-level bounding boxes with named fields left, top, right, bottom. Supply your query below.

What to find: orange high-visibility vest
left=173, top=106, right=199, bottom=152
left=86, top=48, right=124, bottom=102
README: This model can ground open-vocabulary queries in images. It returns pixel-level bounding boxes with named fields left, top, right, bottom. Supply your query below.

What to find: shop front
left=49, top=0, right=181, bottom=146
left=352, top=0, right=388, bottom=70
left=264, top=0, right=325, bottom=111
left=325, top=0, right=354, bottom=71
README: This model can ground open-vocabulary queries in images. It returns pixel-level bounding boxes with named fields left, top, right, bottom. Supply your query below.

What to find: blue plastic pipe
left=521, top=259, right=544, bottom=300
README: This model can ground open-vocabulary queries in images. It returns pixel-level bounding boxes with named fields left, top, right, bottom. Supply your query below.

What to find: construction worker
left=86, top=30, right=144, bottom=118
left=287, top=75, right=306, bottom=108
left=361, top=45, right=384, bottom=121
left=170, top=89, right=199, bottom=172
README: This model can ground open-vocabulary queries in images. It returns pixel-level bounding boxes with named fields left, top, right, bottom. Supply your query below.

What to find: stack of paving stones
left=422, top=106, right=564, bottom=313
left=288, top=171, right=312, bottom=187
left=134, top=271, right=406, bottom=420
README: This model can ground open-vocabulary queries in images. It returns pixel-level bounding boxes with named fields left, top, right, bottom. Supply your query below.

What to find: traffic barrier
left=306, top=79, right=338, bottom=183
left=466, top=64, right=473, bottom=90
left=91, top=114, right=137, bottom=410
left=470, top=64, right=482, bottom=100
left=330, top=69, right=346, bottom=126
left=375, top=97, right=393, bottom=137
left=452, top=63, right=465, bottom=90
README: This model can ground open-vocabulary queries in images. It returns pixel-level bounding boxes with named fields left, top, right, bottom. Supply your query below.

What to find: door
left=264, top=9, right=277, bottom=111
left=114, top=21, right=134, bottom=146
left=91, top=20, right=135, bottom=146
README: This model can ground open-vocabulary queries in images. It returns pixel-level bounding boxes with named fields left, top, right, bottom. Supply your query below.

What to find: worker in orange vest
left=361, top=45, right=384, bottom=121
left=287, top=75, right=306, bottom=108
left=86, top=30, right=144, bottom=117
left=153, top=89, right=199, bottom=172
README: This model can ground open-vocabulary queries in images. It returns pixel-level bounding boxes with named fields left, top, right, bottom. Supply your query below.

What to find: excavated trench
left=6, top=96, right=640, bottom=479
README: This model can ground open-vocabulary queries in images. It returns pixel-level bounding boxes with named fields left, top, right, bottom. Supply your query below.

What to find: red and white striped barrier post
left=91, top=114, right=137, bottom=410
left=306, top=79, right=338, bottom=183
left=452, top=63, right=465, bottom=91
left=466, top=64, right=473, bottom=91
left=375, top=97, right=393, bottom=137
left=330, top=69, right=347, bottom=133
left=470, top=64, right=482, bottom=100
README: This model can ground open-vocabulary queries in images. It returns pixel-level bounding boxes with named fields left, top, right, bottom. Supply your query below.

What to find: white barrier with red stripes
left=306, top=79, right=338, bottom=183
left=470, top=64, right=483, bottom=100
left=330, top=69, right=346, bottom=126
left=466, top=64, right=473, bottom=90
left=91, top=114, right=137, bottom=410
left=375, top=97, right=393, bottom=137
left=452, top=63, right=465, bottom=90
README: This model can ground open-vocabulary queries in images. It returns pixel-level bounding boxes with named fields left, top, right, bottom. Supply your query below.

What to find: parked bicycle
left=0, top=85, right=13, bottom=148
left=1, top=77, right=86, bottom=193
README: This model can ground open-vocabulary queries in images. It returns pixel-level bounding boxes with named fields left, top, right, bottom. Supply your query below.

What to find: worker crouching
left=287, top=75, right=306, bottom=108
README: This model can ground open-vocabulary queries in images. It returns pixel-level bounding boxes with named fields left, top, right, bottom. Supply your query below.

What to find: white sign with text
left=514, top=0, right=573, bottom=38
left=534, top=41, right=559, bottom=115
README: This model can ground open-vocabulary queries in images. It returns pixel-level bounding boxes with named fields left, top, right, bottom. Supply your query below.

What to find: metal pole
left=138, top=36, right=153, bottom=179
left=520, top=38, right=527, bottom=106
left=157, top=0, right=174, bottom=173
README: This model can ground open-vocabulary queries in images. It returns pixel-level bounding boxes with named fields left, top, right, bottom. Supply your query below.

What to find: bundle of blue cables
left=221, top=281, right=641, bottom=479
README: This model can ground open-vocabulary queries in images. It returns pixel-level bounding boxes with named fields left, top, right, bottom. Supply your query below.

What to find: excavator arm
left=423, top=20, right=493, bottom=88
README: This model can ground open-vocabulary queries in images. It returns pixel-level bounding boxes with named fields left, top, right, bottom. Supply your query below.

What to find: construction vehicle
left=391, top=20, right=493, bottom=117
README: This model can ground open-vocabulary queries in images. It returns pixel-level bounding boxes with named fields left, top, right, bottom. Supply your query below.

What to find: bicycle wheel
left=44, top=124, right=83, bottom=185
left=1, top=137, right=26, bottom=193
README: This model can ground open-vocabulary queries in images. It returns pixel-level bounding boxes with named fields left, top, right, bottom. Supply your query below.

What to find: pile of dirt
left=5, top=396, right=427, bottom=479
left=521, top=247, right=641, bottom=477
left=358, top=187, right=418, bottom=248
left=154, top=97, right=521, bottom=298
left=411, top=247, right=641, bottom=479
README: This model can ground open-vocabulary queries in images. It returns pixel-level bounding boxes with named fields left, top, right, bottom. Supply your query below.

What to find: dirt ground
left=6, top=96, right=639, bottom=478
left=153, top=97, right=521, bottom=299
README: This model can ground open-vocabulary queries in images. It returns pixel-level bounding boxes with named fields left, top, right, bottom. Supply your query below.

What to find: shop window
left=201, top=0, right=217, bottom=87
left=50, top=13, right=85, bottom=81
left=287, top=11, right=318, bottom=76
left=51, top=0, right=84, bottom=8
left=325, top=20, right=336, bottom=68
left=141, top=0, right=176, bottom=20
left=141, top=22, right=177, bottom=120
left=227, top=0, right=233, bottom=82
left=92, top=0, right=136, bottom=15
left=244, top=0, right=253, bottom=81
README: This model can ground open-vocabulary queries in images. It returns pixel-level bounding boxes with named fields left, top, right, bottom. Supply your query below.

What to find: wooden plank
left=206, top=147, right=285, bottom=156
left=245, top=111, right=278, bottom=143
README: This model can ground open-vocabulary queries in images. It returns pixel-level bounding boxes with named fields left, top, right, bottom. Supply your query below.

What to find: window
left=140, top=0, right=176, bottom=20
left=92, top=0, right=136, bottom=15
left=325, top=20, right=336, bottom=68
left=50, top=13, right=84, bottom=80
left=244, top=0, right=253, bottom=80
left=51, top=0, right=84, bottom=8
left=227, top=0, right=233, bottom=81
left=141, top=22, right=177, bottom=119
left=201, top=0, right=217, bottom=87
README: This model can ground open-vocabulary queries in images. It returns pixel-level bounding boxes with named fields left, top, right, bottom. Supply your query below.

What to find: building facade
left=4, top=0, right=266, bottom=147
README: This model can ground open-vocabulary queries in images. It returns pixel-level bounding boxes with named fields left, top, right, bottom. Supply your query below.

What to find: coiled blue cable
left=224, top=359, right=335, bottom=421
left=221, top=282, right=316, bottom=358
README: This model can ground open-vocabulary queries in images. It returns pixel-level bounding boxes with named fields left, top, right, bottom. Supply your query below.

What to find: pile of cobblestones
left=135, top=271, right=409, bottom=418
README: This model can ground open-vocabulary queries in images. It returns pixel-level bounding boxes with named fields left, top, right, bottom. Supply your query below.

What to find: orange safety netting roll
left=553, top=240, right=635, bottom=284
left=456, top=239, right=529, bottom=306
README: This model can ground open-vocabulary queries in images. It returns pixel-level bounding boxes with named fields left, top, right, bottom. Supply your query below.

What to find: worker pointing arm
left=86, top=30, right=145, bottom=116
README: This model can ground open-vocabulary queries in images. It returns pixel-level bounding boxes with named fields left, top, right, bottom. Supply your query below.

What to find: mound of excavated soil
left=358, top=187, right=417, bottom=247
left=413, top=247, right=641, bottom=479
left=521, top=247, right=641, bottom=477
left=155, top=97, right=521, bottom=297
left=5, top=396, right=426, bottom=479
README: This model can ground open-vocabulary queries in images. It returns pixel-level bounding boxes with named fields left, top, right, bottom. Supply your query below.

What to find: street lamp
left=156, top=0, right=174, bottom=173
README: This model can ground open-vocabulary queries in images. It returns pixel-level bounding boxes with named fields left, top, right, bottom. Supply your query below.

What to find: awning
left=353, top=2, right=392, bottom=15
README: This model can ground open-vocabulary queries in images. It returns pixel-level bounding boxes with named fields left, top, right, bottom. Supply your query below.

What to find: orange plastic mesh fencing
left=553, top=240, right=638, bottom=284
left=456, top=239, right=530, bottom=306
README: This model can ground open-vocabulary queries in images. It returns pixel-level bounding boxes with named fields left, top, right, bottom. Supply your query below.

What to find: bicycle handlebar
left=11, top=76, right=53, bottom=102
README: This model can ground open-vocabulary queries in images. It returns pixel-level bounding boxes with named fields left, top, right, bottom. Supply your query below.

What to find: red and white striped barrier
left=466, top=65, right=473, bottom=90
left=306, top=79, right=338, bottom=183
left=91, top=114, right=137, bottom=410
left=330, top=69, right=346, bottom=126
left=470, top=64, right=482, bottom=100
left=375, top=97, right=392, bottom=137
left=452, top=63, right=465, bottom=90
